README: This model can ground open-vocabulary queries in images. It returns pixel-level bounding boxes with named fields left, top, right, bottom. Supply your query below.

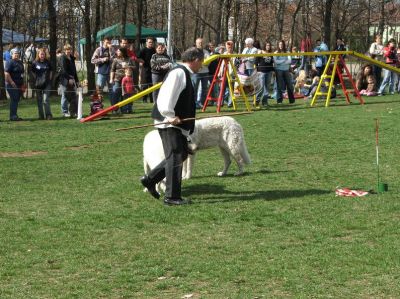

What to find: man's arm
left=157, top=68, right=186, bottom=120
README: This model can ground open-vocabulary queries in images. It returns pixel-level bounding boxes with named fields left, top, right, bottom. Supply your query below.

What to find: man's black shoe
left=164, top=197, right=192, bottom=206
left=140, top=176, right=160, bottom=199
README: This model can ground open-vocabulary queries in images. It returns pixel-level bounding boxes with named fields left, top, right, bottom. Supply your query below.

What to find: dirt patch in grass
left=0, top=150, right=48, bottom=158
left=64, top=145, right=92, bottom=150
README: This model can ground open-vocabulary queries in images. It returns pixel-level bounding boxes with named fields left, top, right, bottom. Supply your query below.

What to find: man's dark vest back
left=151, top=65, right=196, bottom=133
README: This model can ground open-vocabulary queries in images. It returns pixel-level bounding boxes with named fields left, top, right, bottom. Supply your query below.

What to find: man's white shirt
left=155, top=63, right=194, bottom=136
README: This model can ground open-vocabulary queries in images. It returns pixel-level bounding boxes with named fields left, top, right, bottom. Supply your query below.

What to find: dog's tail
left=240, top=138, right=251, bottom=165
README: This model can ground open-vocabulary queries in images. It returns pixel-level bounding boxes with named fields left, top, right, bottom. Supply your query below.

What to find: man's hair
left=181, top=47, right=204, bottom=62
left=103, top=36, right=111, bottom=41
left=64, top=44, right=72, bottom=50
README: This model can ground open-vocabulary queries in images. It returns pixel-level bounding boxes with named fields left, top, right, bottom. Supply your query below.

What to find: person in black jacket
left=140, top=47, right=204, bottom=206
left=60, top=44, right=79, bottom=117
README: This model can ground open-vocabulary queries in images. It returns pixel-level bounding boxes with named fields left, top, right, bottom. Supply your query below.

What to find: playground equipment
left=202, top=58, right=253, bottom=112
left=81, top=51, right=400, bottom=123
left=310, top=54, right=364, bottom=107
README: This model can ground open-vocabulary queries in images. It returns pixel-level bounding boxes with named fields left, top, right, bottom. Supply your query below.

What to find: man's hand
left=167, top=117, right=182, bottom=125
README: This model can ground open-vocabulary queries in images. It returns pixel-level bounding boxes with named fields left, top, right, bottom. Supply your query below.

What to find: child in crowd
left=121, top=67, right=135, bottom=114
left=359, top=75, right=377, bottom=96
left=89, top=91, right=104, bottom=115
left=294, top=70, right=308, bottom=96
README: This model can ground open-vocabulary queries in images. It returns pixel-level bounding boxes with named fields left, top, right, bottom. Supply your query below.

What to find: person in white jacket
left=369, top=34, right=384, bottom=85
left=241, top=38, right=258, bottom=76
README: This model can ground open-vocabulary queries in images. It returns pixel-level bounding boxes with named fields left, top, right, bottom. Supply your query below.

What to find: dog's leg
left=218, top=147, right=231, bottom=176
left=183, top=154, right=195, bottom=179
left=143, top=158, right=150, bottom=192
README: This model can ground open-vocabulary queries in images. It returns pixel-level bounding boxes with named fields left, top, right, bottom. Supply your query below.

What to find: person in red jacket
left=121, top=67, right=136, bottom=113
left=378, top=39, right=398, bottom=95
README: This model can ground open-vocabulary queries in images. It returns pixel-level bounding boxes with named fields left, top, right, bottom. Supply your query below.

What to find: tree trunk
left=136, top=0, right=143, bottom=52
left=121, top=0, right=127, bottom=37
left=93, top=0, right=101, bottom=51
left=83, top=0, right=95, bottom=92
left=252, top=0, right=259, bottom=40
left=47, top=0, right=57, bottom=90
left=0, top=13, right=6, bottom=101
left=377, top=0, right=385, bottom=36
left=323, top=0, right=334, bottom=48
left=289, top=0, right=303, bottom=49
left=276, top=0, right=286, bottom=41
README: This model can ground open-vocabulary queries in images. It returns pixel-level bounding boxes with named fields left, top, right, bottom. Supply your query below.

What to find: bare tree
left=47, top=0, right=57, bottom=90
left=0, top=4, right=7, bottom=100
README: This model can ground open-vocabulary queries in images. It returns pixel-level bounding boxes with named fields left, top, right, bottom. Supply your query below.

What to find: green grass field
left=1, top=94, right=399, bottom=298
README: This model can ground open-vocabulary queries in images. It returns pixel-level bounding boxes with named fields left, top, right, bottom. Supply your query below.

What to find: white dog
left=143, top=116, right=251, bottom=192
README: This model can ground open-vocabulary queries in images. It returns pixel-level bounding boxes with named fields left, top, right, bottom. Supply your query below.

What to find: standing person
left=378, top=39, right=398, bottom=96
left=120, top=37, right=139, bottom=87
left=138, top=37, right=156, bottom=103
left=55, top=48, right=69, bottom=117
left=274, top=40, right=295, bottom=104
left=4, top=48, right=25, bottom=121
left=299, top=34, right=312, bottom=74
left=31, top=48, right=53, bottom=120
left=121, top=67, right=136, bottom=113
left=140, top=47, right=204, bottom=206
left=110, top=47, right=136, bottom=113
left=219, top=40, right=236, bottom=107
left=60, top=44, right=79, bottom=118
left=369, top=34, right=384, bottom=86
left=256, top=41, right=274, bottom=106
left=241, top=37, right=258, bottom=76
left=24, top=43, right=37, bottom=96
left=314, top=39, right=329, bottom=76
left=150, top=43, right=172, bottom=102
left=91, top=36, right=113, bottom=98
left=3, top=43, right=14, bottom=62
left=192, top=37, right=210, bottom=108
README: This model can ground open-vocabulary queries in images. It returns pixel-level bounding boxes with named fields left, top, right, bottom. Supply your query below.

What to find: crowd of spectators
left=2, top=33, right=400, bottom=121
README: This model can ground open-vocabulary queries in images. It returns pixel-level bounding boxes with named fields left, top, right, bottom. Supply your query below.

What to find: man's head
left=64, top=44, right=72, bottom=56
left=146, top=38, right=154, bottom=49
left=120, top=38, right=129, bottom=48
left=244, top=37, right=254, bottom=48
left=195, top=38, right=204, bottom=49
left=10, top=48, right=21, bottom=59
left=181, top=47, right=204, bottom=73
left=102, top=36, right=111, bottom=48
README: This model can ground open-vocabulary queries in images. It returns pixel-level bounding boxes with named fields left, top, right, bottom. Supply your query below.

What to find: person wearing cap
left=4, top=48, right=25, bottom=121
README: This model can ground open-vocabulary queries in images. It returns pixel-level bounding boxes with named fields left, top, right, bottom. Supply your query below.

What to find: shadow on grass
left=183, top=183, right=331, bottom=204
left=190, top=169, right=289, bottom=179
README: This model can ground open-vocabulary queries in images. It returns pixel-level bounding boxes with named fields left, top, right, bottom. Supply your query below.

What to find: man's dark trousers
left=146, top=127, right=189, bottom=199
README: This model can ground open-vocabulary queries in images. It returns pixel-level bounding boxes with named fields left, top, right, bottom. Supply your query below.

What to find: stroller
left=89, top=92, right=104, bottom=115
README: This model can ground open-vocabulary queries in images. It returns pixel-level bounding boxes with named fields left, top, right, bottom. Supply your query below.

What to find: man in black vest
left=140, top=47, right=204, bottom=205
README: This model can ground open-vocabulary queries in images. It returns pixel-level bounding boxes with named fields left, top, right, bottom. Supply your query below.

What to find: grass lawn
left=0, top=93, right=399, bottom=298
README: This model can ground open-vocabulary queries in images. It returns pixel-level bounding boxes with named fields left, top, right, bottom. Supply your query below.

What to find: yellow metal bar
left=310, top=56, right=333, bottom=106
left=228, top=59, right=251, bottom=111
left=114, top=82, right=161, bottom=108
left=325, top=55, right=339, bottom=107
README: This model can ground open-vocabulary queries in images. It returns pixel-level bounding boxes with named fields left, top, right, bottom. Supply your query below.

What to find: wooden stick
left=115, top=111, right=253, bottom=131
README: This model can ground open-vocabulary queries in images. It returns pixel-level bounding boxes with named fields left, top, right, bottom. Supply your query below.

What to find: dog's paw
left=217, top=171, right=226, bottom=177
left=143, top=187, right=148, bottom=192
left=234, top=171, right=244, bottom=176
